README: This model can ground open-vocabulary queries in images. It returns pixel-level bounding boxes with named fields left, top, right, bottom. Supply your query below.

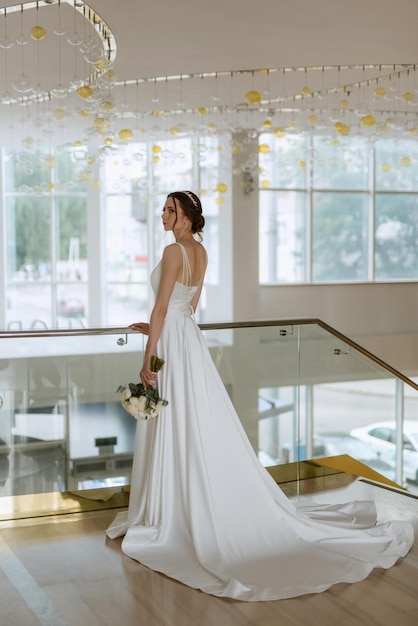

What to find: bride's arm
left=129, top=322, right=149, bottom=335
left=139, top=245, right=181, bottom=387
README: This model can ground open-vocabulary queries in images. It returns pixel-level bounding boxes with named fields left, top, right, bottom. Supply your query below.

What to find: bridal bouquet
left=116, top=356, right=168, bottom=420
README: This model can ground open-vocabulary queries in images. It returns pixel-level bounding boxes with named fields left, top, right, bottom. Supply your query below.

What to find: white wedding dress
left=106, top=243, right=414, bottom=602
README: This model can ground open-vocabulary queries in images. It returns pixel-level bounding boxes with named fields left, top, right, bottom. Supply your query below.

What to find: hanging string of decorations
left=1, top=1, right=418, bottom=193
left=0, top=0, right=116, bottom=105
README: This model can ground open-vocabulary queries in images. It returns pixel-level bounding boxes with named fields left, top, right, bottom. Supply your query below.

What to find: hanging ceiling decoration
left=0, top=1, right=418, bottom=188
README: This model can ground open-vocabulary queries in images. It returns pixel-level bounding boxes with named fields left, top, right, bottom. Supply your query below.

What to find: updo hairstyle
left=168, top=191, right=205, bottom=239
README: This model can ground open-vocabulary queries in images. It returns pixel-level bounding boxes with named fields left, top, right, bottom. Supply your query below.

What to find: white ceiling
left=90, top=0, right=418, bottom=78
left=0, top=0, right=418, bottom=144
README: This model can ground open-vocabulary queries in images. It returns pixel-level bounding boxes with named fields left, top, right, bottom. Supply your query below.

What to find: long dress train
left=106, top=243, right=414, bottom=602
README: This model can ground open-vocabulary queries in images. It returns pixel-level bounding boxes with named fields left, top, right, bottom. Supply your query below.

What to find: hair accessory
left=180, top=190, right=199, bottom=209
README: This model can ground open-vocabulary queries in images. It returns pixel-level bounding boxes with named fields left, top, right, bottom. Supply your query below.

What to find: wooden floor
left=1, top=471, right=418, bottom=626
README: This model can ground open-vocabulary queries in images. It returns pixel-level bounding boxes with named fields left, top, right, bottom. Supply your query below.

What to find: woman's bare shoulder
left=162, top=243, right=183, bottom=257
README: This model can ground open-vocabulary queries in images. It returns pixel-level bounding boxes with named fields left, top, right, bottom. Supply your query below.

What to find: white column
left=87, top=172, right=105, bottom=326
left=231, top=132, right=260, bottom=321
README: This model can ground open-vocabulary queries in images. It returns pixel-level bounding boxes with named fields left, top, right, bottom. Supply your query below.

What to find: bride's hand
left=139, top=364, right=157, bottom=389
left=129, top=322, right=150, bottom=335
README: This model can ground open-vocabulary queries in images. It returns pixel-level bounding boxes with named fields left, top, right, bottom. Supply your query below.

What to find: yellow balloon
left=104, top=69, right=116, bottom=81
left=273, top=128, right=286, bottom=138
left=94, top=117, right=109, bottom=132
left=52, top=108, right=66, bottom=121
left=94, top=59, right=111, bottom=72
left=101, top=101, right=115, bottom=112
left=335, top=122, right=350, bottom=136
left=232, top=145, right=242, bottom=154
left=258, top=144, right=270, bottom=154
left=374, top=86, right=386, bottom=97
left=152, top=145, right=162, bottom=153
left=261, top=180, right=270, bottom=189
left=380, top=163, right=391, bottom=172
left=77, top=85, right=94, bottom=99
left=400, top=156, right=412, bottom=167
left=79, top=169, right=93, bottom=182
left=22, top=137, right=34, bottom=149
left=298, top=160, right=306, bottom=170
left=43, top=156, right=57, bottom=169
left=215, top=183, right=228, bottom=193
left=308, top=114, right=318, bottom=124
left=245, top=90, right=261, bottom=104
left=263, top=120, right=272, bottom=128
left=74, top=140, right=83, bottom=147
left=198, top=107, right=208, bottom=115
left=118, top=128, right=134, bottom=141
left=360, top=115, right=376, bottom=127
left=402, top=92, right=414, bottom=102
left=104, top=137, right=113, bottom=145
left=215, top=196, right=225, bottom=205
left=46, top=182, right=54, bottom=190
left=79, top=109, right=91, bottom=118
left=152, top=156, right=160, bottom=163
left=30, top=25, right=46, bottom=40
left=340, top=99, right=349, bottom=107
left=409, top=127, right=418, bottom=135
left=301, top=86, right=311, bottom=96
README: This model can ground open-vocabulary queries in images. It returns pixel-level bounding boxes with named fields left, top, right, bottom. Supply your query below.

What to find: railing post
left=395, top=379, right=404, bottom=485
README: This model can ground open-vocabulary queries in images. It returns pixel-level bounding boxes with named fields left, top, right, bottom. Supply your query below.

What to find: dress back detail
left=151, top=243, right=202, bottom=316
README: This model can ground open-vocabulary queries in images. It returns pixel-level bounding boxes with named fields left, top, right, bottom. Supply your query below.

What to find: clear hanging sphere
left=1, top=90, right=14, bottom=104
left=67, top=31, right=84, bottom=46
left=79, top=37, right=98, bottom=53
left=16, top=34, right=29, bottom=46
left=51, top=84, right=69, bottom=98
left=32, top=84, right=47, bottom=99
left=84, top=49, right=106, bottom=65
left=12, top=74, right=34, bottom=94
left=53, top=24, right=66, bottom=37
left=0, top=35, right=15, bottom=49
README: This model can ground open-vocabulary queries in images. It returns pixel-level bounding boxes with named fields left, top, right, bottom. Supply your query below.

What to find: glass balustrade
left=0, top=320, right=417, bottom=503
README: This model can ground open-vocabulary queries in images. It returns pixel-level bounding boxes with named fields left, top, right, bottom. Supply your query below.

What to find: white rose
left=137, top=396, right=147, bottom=411
left=129, top=396, right=146, bottom=410
left=121, top=387, right=132, bottom=401
left=122, top=400, right=140, bottom=418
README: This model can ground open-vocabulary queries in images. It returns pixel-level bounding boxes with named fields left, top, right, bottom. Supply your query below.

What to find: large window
left=1, top=134, right=226, bottom=330
left=103, top=136, right=225, bottom=326
left=4, top=149, right=88, bottom=330
left=259, top=134, right=418, bottom=284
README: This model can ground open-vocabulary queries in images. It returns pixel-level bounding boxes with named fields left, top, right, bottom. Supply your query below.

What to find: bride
left=106, top=190, right=414, bottom=602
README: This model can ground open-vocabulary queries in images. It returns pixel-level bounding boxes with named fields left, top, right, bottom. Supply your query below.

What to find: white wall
left=259, top=283, right=418, bottom=377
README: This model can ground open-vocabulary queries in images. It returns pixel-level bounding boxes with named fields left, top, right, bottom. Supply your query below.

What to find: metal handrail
left=1, top=317, right=417, bottom=391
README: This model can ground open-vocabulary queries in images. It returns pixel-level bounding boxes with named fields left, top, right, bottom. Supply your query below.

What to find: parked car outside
left=57, top=298, right=85, bottom=319
left=351, top=420, right=418, bottom=484
left=281, top=432, right=397, bottom=483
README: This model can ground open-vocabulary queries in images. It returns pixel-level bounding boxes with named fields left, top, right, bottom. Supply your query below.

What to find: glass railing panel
left=1, top=320, right=417, bottom=504
left=296, top=323, right=418, bottom=492
left=0, top=331, right=146, bottom=495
